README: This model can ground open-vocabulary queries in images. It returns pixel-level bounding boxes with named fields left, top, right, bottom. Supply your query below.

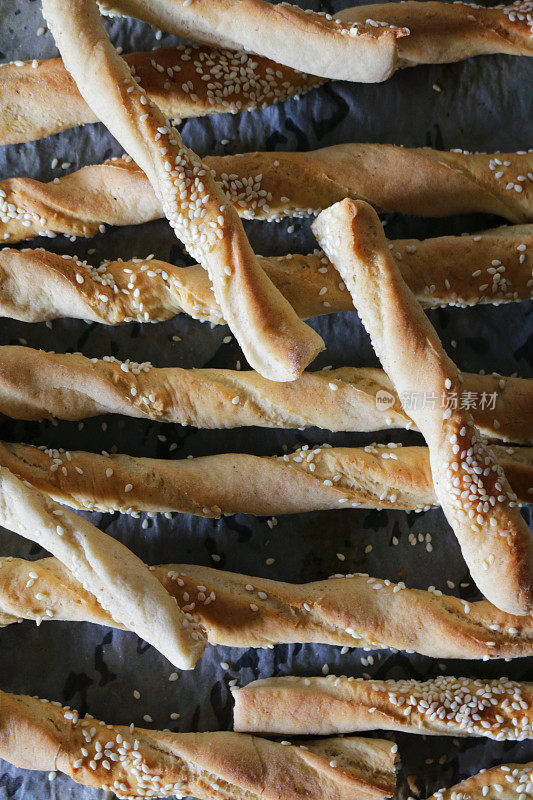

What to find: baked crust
left=313, top=198, right=533, bottom=616
left=232, top=674, right=533, bottom=739
left=0, top=345, right=531, bottom=444
left=1, top=440, right=531, bottom=517
left=1, top=225, right=531, bottom=325
left=0, top=690, right=398, bottom=800
left=425, top=762, right=533, bottom=800
left=97, top=0, right=407, bottom=83
left=0, top=44, right=323, bottom=146
left=341, top=1, right=533, bottom=63
left=2, top=146, right=532, bottom=247
left=2, top=557, right=533, bottom=659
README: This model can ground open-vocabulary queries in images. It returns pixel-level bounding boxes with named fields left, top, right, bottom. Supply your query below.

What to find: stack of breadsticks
left=0, top=0, right=531, bottom=797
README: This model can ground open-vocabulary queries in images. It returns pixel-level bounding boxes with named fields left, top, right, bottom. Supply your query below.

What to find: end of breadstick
left=312, top=198, right=386, bottom=271
left=425, top=762, right=533, bottom=800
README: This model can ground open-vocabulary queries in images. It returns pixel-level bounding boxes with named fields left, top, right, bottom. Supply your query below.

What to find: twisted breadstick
left=0, top=346, right=531, bottom=444
left=0, top=45, right=323, bottom=146
left=98, top=0, right=408, bottom=83
left=340, top=1, right=533, bottom=64
left=98, top=0, right=533, bottom=76
left=426, top=762, right=533, bottom=800
left=0, top=691, right=398, bottom=800
left=313, top=199, right=533, bottom=617
left=0, top=453, right=205, bottom=669
left=2, top=440, right=531, bottom=517
left=232, top=675, right=533, bottom=740
left=4, top=2, right=531, bottom=147
left=2, top=145, right=532, bottom=246
left=1, top=557, right=533, bottom=659
left=42, top=0, right=323, bottom=382
left=2, top=225, right=532, bottom=325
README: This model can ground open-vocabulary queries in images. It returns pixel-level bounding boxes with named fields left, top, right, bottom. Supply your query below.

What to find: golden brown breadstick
left=0, top=345, right=531, bottom=444
left=426, top=762, right=533, bottom=800
left=1, top=440, right=531, bottom=517
left=313, top=199, right=533, bottom=616
left=232, top=675, right=533, bottom=740
left=0, top=690, right=398, bottom=800
left=0, top=45, right=323, bottom=146
left=0, top=454, right=205, bottom=669
left=4, top=2, right=531, bottom=147
left=98, top=0, right=533, bottom=77
left=2, top=225, right=532, bottom=324
left=98, top=0, right=407, bottom=83
left=339, top=1, right=533, bottom=63
left=42, top=0, right=323, bottom=382
left=2, top=145, right=532, bottom=245
left=1, top=556, right=533, bottom=659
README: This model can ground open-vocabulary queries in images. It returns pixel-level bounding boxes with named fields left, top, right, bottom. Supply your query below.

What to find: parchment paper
left=0, top=1, right=532, bottom=798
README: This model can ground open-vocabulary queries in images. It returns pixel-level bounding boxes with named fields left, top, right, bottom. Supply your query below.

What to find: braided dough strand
left=2, top=225, right=532, bottom=325
left=0, top=451, right=206, bottom=669
left=1, top=441, right=531, bottom=517
left=232, top=675, right=533, bottom=740
left=97, top=0, right=407, bottom=83
left=313, top=199, right=533, bottom=616
left=0, top=346, right=531, bottom=444
left=0, top=45, right=323, bottom=146
left=42, top=0, right=323, bottom=382
left=1, top=557, right=533, bottom=659
left=0, top=690, right=398, bottom=800
left=426, top=762, right=533, bottom=800
left=2, top=146, right=532, bottom=245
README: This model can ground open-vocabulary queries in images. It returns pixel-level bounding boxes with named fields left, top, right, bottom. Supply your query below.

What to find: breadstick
left=2, top=145, right=532, bottom=245
left=339, top=1, right=533, bottom=64
left=42, top=0, right=323, bottom=382
left=4, top=1, right=532, bottom=147
left=426, top=762, right=533, bottom=800
left=313, top=199, right=533, bottom=616
left=0, top=345, right=531, bottom=444
left=1, top=557, right=533, bottom=659
left=2, top=225, right=532, bottom=324
left=0, top=690, right=398, bottom=800
left=1, top=440, right=531, bottom=517
left=232, top=674, right=533, bottom=740
left=0, top=45, right=323, bottom=146
left=0, top=451, right=205, bottom=669
left=98, top=0, right=533, bottom=76
left=97, top=0, right=407, bottom=83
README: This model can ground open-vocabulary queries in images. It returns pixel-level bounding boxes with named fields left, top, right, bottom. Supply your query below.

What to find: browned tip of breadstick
left=425, top=761, right=533, bottom=800
left=312, top=198, right=533, bottom=617
left=0, top=690, right=398, bottom=800
left=3, top=557, right=533, bottom=660
left=232, top=675, right=533, bottom=739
